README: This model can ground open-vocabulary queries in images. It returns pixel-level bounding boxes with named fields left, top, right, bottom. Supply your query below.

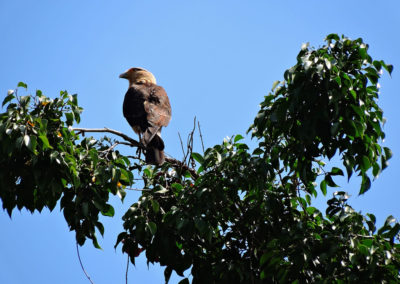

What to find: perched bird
left=119, top=67, right=171, bottom=165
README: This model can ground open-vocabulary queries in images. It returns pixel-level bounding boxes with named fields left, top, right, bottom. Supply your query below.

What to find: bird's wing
left=144, top=85, right=171, bottom=128
left=123, top=87, right=148, bottom=134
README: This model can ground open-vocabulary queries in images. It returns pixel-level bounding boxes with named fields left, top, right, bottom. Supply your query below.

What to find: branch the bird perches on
left=71, top=127, right=199, bottom=178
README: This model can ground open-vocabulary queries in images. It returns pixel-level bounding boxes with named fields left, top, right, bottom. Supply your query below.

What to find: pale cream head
left=119, top=67, right=157, bottom=85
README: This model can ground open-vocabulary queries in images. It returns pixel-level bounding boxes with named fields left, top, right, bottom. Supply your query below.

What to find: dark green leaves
left=0, top=84, right=133, bottom=249
left=249, top=34, right=391, bottom=195
left=2, top=91, right=15, bottom=107
left=146, top=222, right=157, bottom=235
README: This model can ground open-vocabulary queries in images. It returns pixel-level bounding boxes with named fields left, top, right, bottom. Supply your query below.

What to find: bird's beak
left=119, top=72, right=128, bottom=79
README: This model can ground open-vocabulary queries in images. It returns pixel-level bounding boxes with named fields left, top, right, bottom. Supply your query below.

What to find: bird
left=119, top=67, right=171, bottom=165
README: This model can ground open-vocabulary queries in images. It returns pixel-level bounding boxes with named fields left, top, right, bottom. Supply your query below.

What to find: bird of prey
left=119, top=67, right=171, bottom=165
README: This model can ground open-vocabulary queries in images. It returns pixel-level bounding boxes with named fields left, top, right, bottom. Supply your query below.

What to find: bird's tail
left=145, top=134, right=165, bottom=165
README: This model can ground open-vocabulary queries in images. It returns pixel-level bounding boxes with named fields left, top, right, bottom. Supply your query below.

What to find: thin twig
left=76, top=243, right=95, bottom=284
left=125, top=188, right=152, bottom=191
left=125, top=254, right=129, bottom=284
left=197, top=120, right=205, bottom=153
left=101, top=142, right=119, bottom=153
left=126, top=155, right=140, bottom=160
left=187, top=117, right=196, bottom=168
left=72, top=127, right=141, bottom=148
left=101, top=141, right=134, bottom=155
left=178, top=132, right=186, bottom=164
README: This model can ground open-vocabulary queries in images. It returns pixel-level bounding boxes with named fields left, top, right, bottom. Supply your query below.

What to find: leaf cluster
left=119, top=135, right=399, bottom=283
left=0, top=85, right=132, bottom=247
left=250, top=34, right=393, bottom=195
left=116, top=34, right=399, bottom=283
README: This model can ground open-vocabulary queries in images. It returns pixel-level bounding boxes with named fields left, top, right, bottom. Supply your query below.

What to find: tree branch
left=72, top=127, right=142, bottom=148
left=125, top=254, right=129, bottom=284
left=76, top=243, right=95, bottom=284
left=72, top=127, right=199, bottom=178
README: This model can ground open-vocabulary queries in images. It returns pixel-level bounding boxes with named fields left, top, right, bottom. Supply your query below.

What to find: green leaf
left=24, top=135, right=38, bottom=154
left=178, top=279, right=190, bottom=284
left=92, top=237, right=102, bottom=249
left=334, top=76, right=342, bottom=87
left=305, top=194, right=311, bottom=205
left=372, top=162, right=380, bottom=178
left=38, top=135, right=52, bottom=150
left=359, top=47, right=367, bottom=59
left=383, top=147, right=392, bottom=160
left=351, top=105, right=364, bottom=118
left=330, top=167, right=344, bottom=176
left=325, top=33, right=340, bottom=41
left=143, top=167, right=152, bottom=178
left=260, top=253, right=269, bottom=266
left=325, top=175, right=338, bottom=187
left=151, top=200, right=160, bottom=214
left=119, top=168, right=132, bottom=184
left=373, top=60, right=382, bottom=71
left=384, top=215, right=396, bottom=227
left=171, top=183, right=184, bottom=193
left=234, top=134, right=244, bottom=142
left=252, top=148, right=264, bottom=155
left=382, top=63, right=394, bottom=75
left=2, top=93, right=15, bottom=107
left=361, top=156, right=371, bottom=171
left=18, top=82, right=27, bottom=89
left=320, top=180, right=327, bottom=196
left=358, top=244, right=369, bottom=256
left=114, top=232, right=127, bottom=249
left=101, top=204, right=115, bottom=217
left=360, top=175, right=371, bottom=194
left=192, top=152, right=204, bottom=164
left=65, top=112, right=74, bottom=126
left=95, top=222, right=105, bottom=236
left=146, top=222, right=157, bottom=235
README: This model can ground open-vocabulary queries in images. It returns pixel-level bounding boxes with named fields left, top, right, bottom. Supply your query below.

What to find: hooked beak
left=119, top=72, right=128, bottom=79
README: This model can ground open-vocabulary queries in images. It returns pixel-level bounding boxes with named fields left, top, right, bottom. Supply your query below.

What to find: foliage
left=251, top=34, right=392, bottom=195
left=1, top=34, right=399, bottom=283
left=0, top=86, right=131, bottom=248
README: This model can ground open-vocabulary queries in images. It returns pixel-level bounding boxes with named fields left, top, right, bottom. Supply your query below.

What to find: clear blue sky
left=1, top=1, right=399, bottom=283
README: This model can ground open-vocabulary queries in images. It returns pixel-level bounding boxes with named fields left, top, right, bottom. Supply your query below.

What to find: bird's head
left=119, top=67, right=157, bottom=85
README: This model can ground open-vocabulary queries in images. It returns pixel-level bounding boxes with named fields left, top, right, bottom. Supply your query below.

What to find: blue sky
left=1, top=1, right=399, bottom=283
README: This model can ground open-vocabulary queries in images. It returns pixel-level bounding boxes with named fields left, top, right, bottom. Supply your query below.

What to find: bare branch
left=178, top=132, right=186, bottom=163
left=187, top=117, right=196, bottom=168
left=72, top=127, right=142, bottom=148
left=76, top=243, right=95, bottom=284
left=125, top=188, right=152, bottom=191
left=197, top=120, right=205, bottom=153
left=125, top=255, right=129, bottom=284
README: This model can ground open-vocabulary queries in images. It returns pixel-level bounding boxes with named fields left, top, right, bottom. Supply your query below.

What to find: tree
left=0, top=34, right=399, bottom=283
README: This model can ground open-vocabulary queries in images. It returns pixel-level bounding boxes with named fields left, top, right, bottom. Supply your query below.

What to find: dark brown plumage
left=119, top=67, right=171, bottom=165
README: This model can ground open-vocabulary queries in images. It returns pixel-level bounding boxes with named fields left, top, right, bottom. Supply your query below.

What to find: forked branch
left=72, top=127, right=199, bottom=178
